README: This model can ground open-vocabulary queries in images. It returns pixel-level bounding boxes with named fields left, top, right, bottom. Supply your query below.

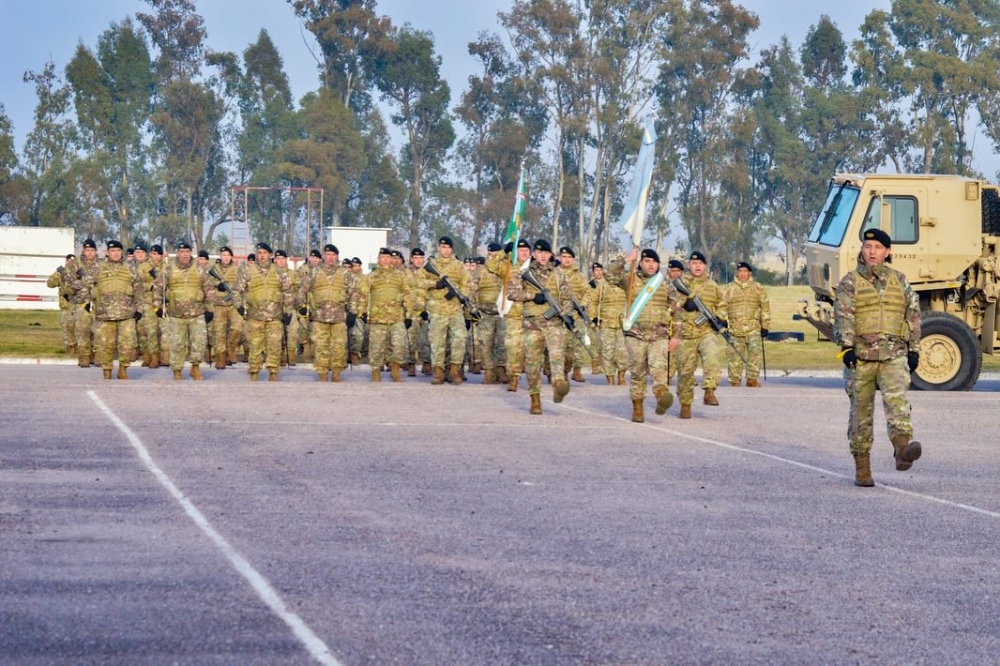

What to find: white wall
left=0, top=227, right=75, bottom=310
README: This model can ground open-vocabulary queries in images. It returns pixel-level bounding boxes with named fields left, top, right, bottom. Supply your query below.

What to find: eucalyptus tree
left=0, top=104, right=31, bottom=225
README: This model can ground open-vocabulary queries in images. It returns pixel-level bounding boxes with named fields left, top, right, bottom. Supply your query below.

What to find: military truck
left=797, top=173, right=1000, bottom=391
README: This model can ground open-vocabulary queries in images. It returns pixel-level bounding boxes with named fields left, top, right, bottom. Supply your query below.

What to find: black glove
left=444, top=291, right=455, bottom=300
left=717, top=319, right=727, bottom=329
left=435, top=279, right=448, bottom=290
left=84, top=302, right=92, bottom=313
left=907, top=351, right=920, bottom=373
left=149, top=268, right=157, bottom=279
left=133, top=310, right=142, bottom=322
left=761, top=328, right=769, bottom=338
left=565, top=315, right=575, bottom=329
left=57, top=265, right=66, bottom=275
left=237, top=306, right=246, bottom=317
left=216, top=283, right=228, bottom=292
left=465, top=318, right=472, bottom=330
left=404, top=318, right=412, bottom=329
left=504, top=241, right=514, bottom=254
left=592, top=317, right=598, bottom=325
left=204, top=311, right=214, bottom=324
left=361, top=313, right=368, bottom=323
left=346, top=313, right=357, bottom=328
left=156, top=307, right=165, bottom=318
left=282, top=313, right=292, bottom=326
left=588, top=279, right=596, bottom=288
left=532, top=293, right=547, bottom=305
left=76, top=268, right=84, bottom=278
left=297, top=305, right=308, bottom=316
left=420, top=311, right=428, bottom=322
left=841, top=347, right=857, bottom=369
left=683, top=299, right=699, bottom=312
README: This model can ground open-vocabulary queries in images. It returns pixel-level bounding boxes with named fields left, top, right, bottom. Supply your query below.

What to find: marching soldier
left=153, top=241, right=215, bottom=380
left=348, top=257, right=366, bottom=364
left=87, top=240, right=143, bottom=379
left=359, top=247, right=410, bottom=382
left=834, top=228, right=922, bottom=487
left=297, top=244, right=358, bottom=382
left=675, top=251, right=727, bottom=418
left=209, top=246, right=242, bottom=368
left=274, top=249, right=301, bottom=366
left=471, top=244, right=507, bottom=384
left=724, top=261, right=771, bottom=387
left=418, top=236, right=470, bottom=385
left=46, top=253, right=77, bottom=356
left=666, top=259, right=685, bottom=385
left=556, top=246, right=591, bottom=383
left=234, top=242, right=294, bottom=381
left=589, top=262, right=628, bottom=385
left=404, top=248, right=432, bottom=376
left=137, top=244, right=168, bottom=368
left=66, top=239, right=101, bottom=367
left=489, top=239, right=532, bottom=392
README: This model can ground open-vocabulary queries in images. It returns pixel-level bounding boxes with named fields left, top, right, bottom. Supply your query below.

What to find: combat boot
left=530, top=393, right=542, bottom=415
left=173, top=368, right=183, bottom=380
left=703, top=388, right=719, bottom=406
left=350, top=351, right=360, bottom=365
left=80, top=354, right=92, bottom=368
left=372, top=367, right=381, bottom=382
left=890, top=434, right=922, bottom=471
left=117, top=364, right=129, bottom=380
left=631, top=398, right=644, bottom=423
left=431, top=367, right=445, bottom=385
left=103, top=368, right=112, bottom=380
left=571, top=367, right=586, bottom=383
left=606, top=375, right=614, bottom=385
left=496, top=366, right=508, bottom=383
left=508, top=374, right=519, bottom=392
left=449, top=364, right=463, bottom=384
left=730, top=380, right=741, bottom=387
left=407, top=363, right=417, bottom=377
left=747, top=379, right=760, bottom=388
left=617, top=371, right=626, bottom=386
left=142, top=351, right=151, bottom=367
left=250, top=371, right=259, bottom=381
left=484, top=368, right=495, bottom=385
left=190, top=364, right=202, bottom=381
left=654, top=386, right=674, bottom=415
left=149, top=352, right=160, bottom=369
left=269, top=371, right=279, bottom=382
left=421, top=362, right=433, bottom=376
left=853, top=452, right=875, bottom=487
left=679, top=404, right=692, bottom=419
left=215, top=352, right=227, bottom=370
left=227, top=346, right=237, bottom=365
left=389, top=363, right=402, bottom=382
left=317, top=371, right=328, bottom=382
left=331, top=369, right=342, bottom=383
left=553, top=378, right=570, bottom=404
left=472, top=362, right=482, bottom=375
left=592, top=360, right=602, bottom=375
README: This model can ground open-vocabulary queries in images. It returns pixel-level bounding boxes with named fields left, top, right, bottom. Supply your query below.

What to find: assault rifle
left=522, top=268, right=591, bottom=350
left=424, top=260, right=482, bottom=321
left=672, top=276, right=747, bottom=365
left=207, top=267, right=234, bottom=303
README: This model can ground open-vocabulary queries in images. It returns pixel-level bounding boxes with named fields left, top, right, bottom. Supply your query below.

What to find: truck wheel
left=912, top=312, right=981, bottom=391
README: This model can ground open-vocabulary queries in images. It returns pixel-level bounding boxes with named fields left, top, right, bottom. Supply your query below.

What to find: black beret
left=134, top=243, right=147, bottom=252
left=197, top=250, right=210, bottom=259
left=220, top=245, right=233, bottom=254
left=392, top=250, right=403, bottom=259
left=247, top=253, right=256, bottom=261
left=324, top=244, right=339, bottom=254
left=410, top=247, right=425, bottom=257
left=737, top=261, right=753, bottom=272
left=176, top=241, right=192, bottom=250
left=533, top=239, right=552, bottom=253
left=476, top=256, right=485, bottom=265
left=274, top=249, right=288, bottom=258
left=342, top=258, right=352, bottom=265
left=640, top=248, right=660, bottom=263
left=378, top=247, right=392, bottom=256
left=65, top=253, right=76, bottom=260
left=351, top=257, right=362, bottom=265
left=151, top=244, right=164, bottom=254
left=592, top=262, right=603, bottom=270
left=438, top=235, right=453, bottom=247
left=255, top=242, right=272, bottom=253
left=107, top=240, right=123, bottom=250
left=487, top=242, right=502, bottom=252
left=862, top=228, right=891, bottom=248
left=667, top=259, right=685, bottom=271
left=558, top=246, right=575, bottom=258
left=309, top=249, right=322, bottom=259
left=82, top=239, right=97, bottom=249
left=689, top=250, right=706, bottom=263
left=125, top=247, right=134, bottom=254
left=517, top=239, right=531, bottom=249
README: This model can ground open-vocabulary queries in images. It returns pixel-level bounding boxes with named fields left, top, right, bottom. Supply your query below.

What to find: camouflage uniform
left=137, top=255, right=167, bottom=366
left=208, top=259, right=242, bottom=367
left=234, top=256, right=295, bottom=379
left=470, top=256, right=506, bottom=382
left=87, top=253, right=142, bottom=374
left=359, top=261, right=409, bottom=378
left=557, top=261, right=592, bottom=381
left=834, top=261, right=921, bottom=455
left=404, top=262, right=431, bottom=373
left=298, top=260, right=358, bottom=381
left=46, top=264, right=77, bottom=354
left=676, top=272, right=726, bottom=409
left=723, top=275, right=771, bottom=385
left=588, top=274, right=629, bottom=382
left=485, top=249, right=526, bottom=389
left=275, top=259, right=301, bottom=366
left=66, top=251, right=100, bottom=366
left=418, top=254, right=470, bottom=380
left=154, top=255, right=214, bottom=376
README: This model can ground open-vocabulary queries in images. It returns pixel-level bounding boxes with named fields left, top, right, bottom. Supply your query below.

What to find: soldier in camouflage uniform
left=418, top=236, right=471, bottom=385
left=470, top=243, right=507, bottom=384
left=556, top=246, right=592, bottom=383
left=607, top=248, right=684, bottom=422
left=47, top=254, right=77, bottom=355
left=86, top=240, right=143, bottom=379
left=297, top=243, right=358, bottom=382
left=296, top=249, right=322, bottom=362
left=137, top=244, right=168, bottom=368
left=359, top=247, right=410, bottom=382
left=66, top=239, right=101, bottom=367
left=234, top=242, right=295, bottom=381
left=834, top=228, right=922, bottom=487
left=208, top=246, right=242, bottom=369
left=666, top=259, right=685, bottom=385
left=153, top=241, right=215, bottom=380
left=486, top=239, right=530, bottom=392
left=403, top=248, right=431, bottom=376
left=274, top=249, right=301, bottom=367
left=723, top=261, right=771, bottom=387
left=589, top=262, right=629, bottom=385
left=507, top=239, right=573, bottom=414
left=348, top=257, right=366, bottom=364
left=675, top=251, right=727, bottom=418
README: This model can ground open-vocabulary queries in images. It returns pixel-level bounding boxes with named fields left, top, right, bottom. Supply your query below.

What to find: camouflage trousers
left=504, top=316, right=525, bottom=374
left=284, top=317, right=301, bottom=363
left=429, top=311, right=468, bottom=369
left=93, top=318, right=138, bottom=369
left=60, top=306, right=77, bottom=352
left=245, top=319, right=283, bottom=374
left=167, top=315, right=208, bottom=369
left=524, top=318, right=566, bottom=395
left=405, top=317, right=430, bottom=365
left=677, top=334, right=722, bottom=405
left=475, top=313, right=506, bottom=370
left=351, top=318, right=367, bottom=359
left=139, top=303, right=166, bottom=356
left=598, top=325, right=628, bottom=375
left=369, top=321, right=408, bottom=366
left=625, top=336, right=671, bottom=400
left=845, top=356, right=913, bottom=454
left=728, top=332, right=764, bottom=384
left=311, top=321, right=348, bottom=373
left=212, top=305, right=243, bottom=352
left=564, top=327, right=593, bottom=371
left=74, top=304, right=94, bottom=357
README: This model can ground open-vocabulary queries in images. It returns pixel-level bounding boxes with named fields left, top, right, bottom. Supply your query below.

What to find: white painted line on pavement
left=561, top=402, right=1000, bottom=520
left=88, top=390, right=344, bottom=666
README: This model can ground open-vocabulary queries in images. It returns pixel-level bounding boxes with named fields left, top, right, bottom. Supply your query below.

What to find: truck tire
left=982, top=188, right=1000, bottom=234
left=912, top=312, right=981, bottom=391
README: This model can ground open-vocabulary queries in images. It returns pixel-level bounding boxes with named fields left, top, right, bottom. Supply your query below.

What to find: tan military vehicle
left=797, top=173, right=1000, bottom=390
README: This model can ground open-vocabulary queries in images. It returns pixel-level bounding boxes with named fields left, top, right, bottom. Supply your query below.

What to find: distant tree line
left=2, top=0, right=1000, bottom=284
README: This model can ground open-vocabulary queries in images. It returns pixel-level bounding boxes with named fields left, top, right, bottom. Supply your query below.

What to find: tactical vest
left=854, top=270, right=908, bottom=338
left=167, top=263, right=203, bottom=302
left=247, top=265, right=282, bottom=306
left=310, top=267, right=347, bottom=305
left=476, top=269, right=503, bottom=309
left=94, top=262, right=135, bottom=299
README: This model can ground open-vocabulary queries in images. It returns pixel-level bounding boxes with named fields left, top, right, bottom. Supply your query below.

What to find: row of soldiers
left=46, top=235, right=770, bottom=421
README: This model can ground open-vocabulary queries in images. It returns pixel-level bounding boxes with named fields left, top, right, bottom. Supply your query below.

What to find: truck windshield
left=808, top=182, right=861, bottom=246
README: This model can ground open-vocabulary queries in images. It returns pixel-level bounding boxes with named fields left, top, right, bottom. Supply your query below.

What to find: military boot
left=372, top=367, right=381, bottom=382
left=421, top=362, right=433, bottom=376
left=173, top=368, right=183, bottom=380
left=431, top=367, right=445, bottom=385
left=496, top=366, right=509, bottom=383
left=350, top=351, right=360, bottom=365
left=472, top=362, right=482, bottom=375
left=703, top=388, right=719, bottom=406
left=449, top=364, right=464, bottom=384
left=853, top=452, right=875, bottom=487
left=268, top=371, right=279, bottom=382
left=890, top=434, right=922, bottom=471
left=407, top=363, right=417, bottom=377
left=103, top=368, right=112, bottom=380
left=484, top=368, right=495, bottom=385
left=571, top=367, right=586, bottom=383
left=149, top=352, right=160, bottom=369
left=530, top=393, right=542, bottom=415
left=553, top=378, right=570, bottom=404
left=592, top=361, right=602, bottom=375
left=142, top=351, right=151, bottom=367
left=227, top=346, right=237, bottom=365
left=190, top=364, right=202, bottom=381
left=250, top=371, right=259, bottom=381
left=607, top=375, right=614, bottom=385
left=80, top=354, right=92, bottom=368
left=746, top=378, right=760, bottom=387
left=631, top=399, right=644, bottom=423
left=317, top=371, right=328, bottom=382
left=215, top=352, right=227, bottom=370
left=679, top=404, right=692, bottom=419
left=654, top=386, right=674, bottom=415
left=331, top=369, right=342, bottom=383
left=117, top=364, right=129, bottom=380
left=508, top=374, right=519, bottom=392
left=617, top=371, right=626, bottom=386
left=389, top=363, right=402, bottom=382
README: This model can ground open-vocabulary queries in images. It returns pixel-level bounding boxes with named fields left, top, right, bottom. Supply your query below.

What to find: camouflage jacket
left=359, top=265, right=409, bottom=324
left=607, top=258, right=683, bottom=341
left=154, top=259, right=214, bottom=318
left=587, top=277, right=627, bottom=329
left=403, top=266, right=428, bottom=316
left=298, top=263, right=357, bottom=324
left=507, top=258, right=572, bottom=329
left=46, top=268, right=74, bottom=310
left=209, top=260, right=240, bottom=308
left=834, top=262, right=920, bottom=361
left=66, top=257, right=101, bottom=305
left=484, top=251, right=524, bottom=319
left=418, top=255, right=469, bottom=316
left=723, top=278, right=771, bottom=337
left=89, top=258, right=142, bottom=321
left=136, top=259, right=163, bottom=307
left=676, top=272, right=726, bottom=340
left=470, top=260, right=504, bottom=315
left=234, top=259, right=294, bottom=322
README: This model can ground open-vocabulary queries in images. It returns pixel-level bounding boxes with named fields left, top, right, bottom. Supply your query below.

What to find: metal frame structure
left=230, top=186, right=324, bottom=259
